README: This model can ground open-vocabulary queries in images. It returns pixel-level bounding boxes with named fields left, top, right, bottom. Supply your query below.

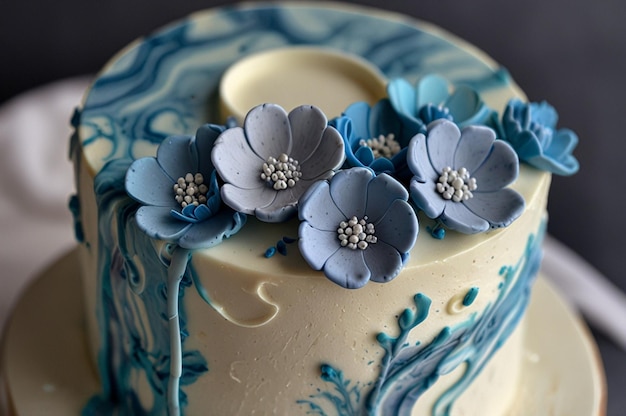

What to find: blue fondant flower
left=298, top=168, right=418, bottom=289
left=500, top=99, right=579, bottom=175
left=388, top=74, right=496, bottom=137
left=408, top=119, right=524, bottom=234
left=125, top=124, right=246, bottom=249
left=329, top=99, right=411, bottom=178
left=212, top=104, right=345, bottom=223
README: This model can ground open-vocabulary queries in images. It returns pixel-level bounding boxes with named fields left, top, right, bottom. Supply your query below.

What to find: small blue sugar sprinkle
left=264, top=247, right=276, bottom=258
left=277, top=240, right=288, bottom=255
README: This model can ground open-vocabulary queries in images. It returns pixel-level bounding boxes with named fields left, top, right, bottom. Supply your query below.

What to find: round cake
left=69, top=2, right=578, bottom=415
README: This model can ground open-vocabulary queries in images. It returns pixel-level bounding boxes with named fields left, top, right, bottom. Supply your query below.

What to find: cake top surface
left=77, top=2, right=524, bottom=174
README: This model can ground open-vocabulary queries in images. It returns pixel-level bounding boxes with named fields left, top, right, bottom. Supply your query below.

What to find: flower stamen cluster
left=436, top=167, right=477, bottom=202
left=261, top=153, right=302, bottom=190
left=174, top=173, right=208, bottom=208
left=337, top=216, right=377, bottom=250
left=359, top=133, right=401, bottom=159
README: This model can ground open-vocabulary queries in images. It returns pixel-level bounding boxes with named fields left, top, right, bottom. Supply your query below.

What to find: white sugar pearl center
left=173, top=172, right=209, bottom=208
left=337, top=216, right=377, bottom=250
left=436, top=166, right=477, bottom=202
left=261, top=153, right=302, bottom=190
left=359, top=133, right=401, bottom=159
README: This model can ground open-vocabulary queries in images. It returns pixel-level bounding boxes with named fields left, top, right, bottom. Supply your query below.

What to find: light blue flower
left=298, top=167, right=418, bottom=289
left=125, top=124, right=246, bottom=249
left=329, top=99, right=412, bottom=179
left=500, top=99, right=579, bottom=176
left=212, top=104, right=345, bottom=223
left=388, top=74, right=496, bottom=137
left=408, top=119, right=524, bottom=234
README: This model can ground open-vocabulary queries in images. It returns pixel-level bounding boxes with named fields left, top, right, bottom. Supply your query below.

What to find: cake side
left=72, top=130, right=549, bottom=414
left=69, top=2, right=574, bottom=415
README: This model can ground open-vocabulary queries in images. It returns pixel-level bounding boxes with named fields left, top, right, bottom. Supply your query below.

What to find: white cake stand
left=0, top=248, right=606, bottom=416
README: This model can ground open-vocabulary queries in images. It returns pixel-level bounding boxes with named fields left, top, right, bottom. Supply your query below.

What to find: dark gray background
left=2, top=0, right=624, bottom=414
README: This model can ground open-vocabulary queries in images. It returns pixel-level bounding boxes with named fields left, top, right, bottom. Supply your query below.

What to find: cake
left=68, top=2, right=579, bottom=415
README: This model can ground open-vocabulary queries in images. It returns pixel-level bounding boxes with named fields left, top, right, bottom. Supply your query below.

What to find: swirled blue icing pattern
left=75, top=3, right=527, bottom=415
left=296, top=225, right=544, bottom=416
left=82, top=160, right=208, bottom=415
left=79, top=4, right=513, bottom=172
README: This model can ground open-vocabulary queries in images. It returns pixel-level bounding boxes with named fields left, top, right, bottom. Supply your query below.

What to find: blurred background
left=1, top=0, right=625, bottom=414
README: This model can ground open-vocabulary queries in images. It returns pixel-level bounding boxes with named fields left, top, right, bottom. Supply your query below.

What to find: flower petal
left=355, top=145, right=375, bottom=166
left=344, top=101, right=371, bottom=140
left=135, top=205, right=190, bottom=240
left=463, top=188, right=525, bottom=229
left=126, top=158, right=178, bottom=207
left=298, top=223, right=340, bottom=270
left=300, top=127, right=345, bottom=180
left=409, top=178, right=445, bottom=219
left=370, top=157, right=395, bottom=175
left=407, top=133, right=437, bottom=183
left=530, top=101, right=558, bottom=129
left=288, top=105, right=328, bottom=163
left=446, top=86, right=489, bottom=126
left=177, top=210, right=246, bottom=249
left=255, top=185, right=299, bottom=222
left=472, top=140, right=519, bottom=192
left=324, top=249, right=371, bottom=289
left=373, top=199, right=418, bottom=253
left=156, top=135, right=195, bottom=181
left=427, top=120, right=462, bottom=173
left=299, top=180, right=346, bottom=231
left=244, top=104, right=292, bottom=160
left=440, top=202, right=489, bottom=234
left=387, top=78, right=417, bottom=116
left=527, top=154, right=579, bottom=176
left=363, top=242, right=404, bottom=283
left=453, top=125, right=496, bottom=174
left=416, top=74, right=449, bottom=108
left=545, top=129, right=578, bottom=160
left=220, top=183, right=276, bottom=215
left=212, top=127, right=265, bottom=189
left=329, top=168, right=372, bottom=219
left=365, top=173, right=408, bottom=223
left=195, top=124, right=225, bottom=176
left=509, top=130, right=543, bottom=160
left=369, top=99, right=403, bottom=140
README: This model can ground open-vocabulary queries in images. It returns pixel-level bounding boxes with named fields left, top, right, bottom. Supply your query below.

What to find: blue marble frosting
left=79, top=3, right=513, bottom=173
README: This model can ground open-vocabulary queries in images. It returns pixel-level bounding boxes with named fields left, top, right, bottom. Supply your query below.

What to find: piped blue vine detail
left=297, top=365, right=364, bottom=416
left=462, top=287, right=479, bottom=307
left=82, top=159, right=208, bottom=415
left=299, top=224, right=545, bottom=415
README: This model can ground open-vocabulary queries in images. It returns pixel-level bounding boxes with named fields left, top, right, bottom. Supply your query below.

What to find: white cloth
left=0, top=77, right=91, bottom=332
left=0, top=78, right=624, bottom=352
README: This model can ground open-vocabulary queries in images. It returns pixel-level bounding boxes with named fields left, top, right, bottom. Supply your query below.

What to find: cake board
left=0, top=247, right=606, bottom=415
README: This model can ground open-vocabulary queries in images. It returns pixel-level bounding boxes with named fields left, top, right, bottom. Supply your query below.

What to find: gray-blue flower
left=125, top=124, right=246, bottom=249
left=408, top=119, right=524, bottom=234
left=298, top=167, right=418, bottom=289
left=500, top=99, right=579, bottom=176
left=212, top=104, right=345, bottom=223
